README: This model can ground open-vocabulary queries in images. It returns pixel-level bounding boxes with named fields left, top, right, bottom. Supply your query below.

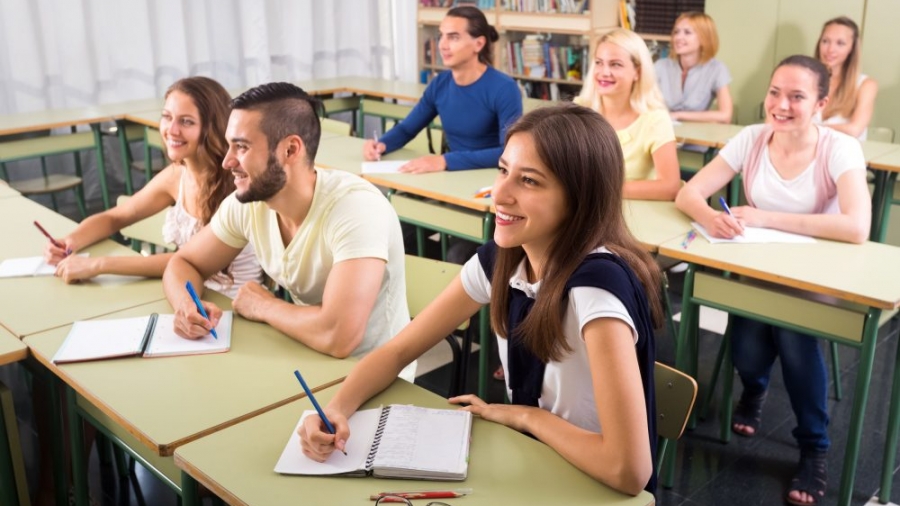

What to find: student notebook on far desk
left=361, top=160, right=409, bottom=174
left=52, top=312, right=233, bottom=364
left=275, top=405, right=472, bottom=481
left=0, top=254, right=89, bottom=278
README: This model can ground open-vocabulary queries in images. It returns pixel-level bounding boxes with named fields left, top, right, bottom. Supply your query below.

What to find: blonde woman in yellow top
left=575, top=29, right=680, bottom=201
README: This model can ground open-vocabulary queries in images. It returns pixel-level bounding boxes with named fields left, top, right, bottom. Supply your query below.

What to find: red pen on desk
left=34, top=220, right=70, bottom=255
left=370, top=490, right=470, bottom=501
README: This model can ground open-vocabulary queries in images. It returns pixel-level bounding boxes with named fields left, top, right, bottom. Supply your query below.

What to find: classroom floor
left=4, top=195, right=900, bottom=506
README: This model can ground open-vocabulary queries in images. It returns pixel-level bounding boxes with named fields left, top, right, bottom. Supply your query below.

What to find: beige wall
left=708, top=0, right=897, bottom=138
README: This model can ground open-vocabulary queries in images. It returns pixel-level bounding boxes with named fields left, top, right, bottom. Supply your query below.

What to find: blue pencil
left=185, top=281, right=218, bottom=339
left=294, top=369, right=347, bottom=455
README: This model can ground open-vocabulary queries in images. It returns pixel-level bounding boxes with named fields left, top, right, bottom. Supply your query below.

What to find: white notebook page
left=0, top=254, right=89, bottom=278
left=361, top=160, right=408, bottom=174
left=53, top=316, right=152, bottom=363
left=143, top=312, right=233, bottom=357
left=373, top=405, right=470, bottom=473
left=691, top=222, right=816, bottom=244
left=274, top=408, right=382, bottom=475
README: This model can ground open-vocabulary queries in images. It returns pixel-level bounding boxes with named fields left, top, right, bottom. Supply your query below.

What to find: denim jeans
left=730, top=314, right=830, bottom=452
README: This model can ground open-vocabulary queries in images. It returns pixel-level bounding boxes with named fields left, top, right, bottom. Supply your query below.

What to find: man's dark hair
left=232, top=82, right=325, bottom=163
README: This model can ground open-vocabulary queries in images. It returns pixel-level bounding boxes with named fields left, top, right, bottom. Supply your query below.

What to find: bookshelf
left=417, top=1, right=673, bottom=101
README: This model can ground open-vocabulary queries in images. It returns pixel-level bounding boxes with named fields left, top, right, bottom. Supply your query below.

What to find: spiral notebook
left=52, top=312, right=233, bottom=364
left=275, top=404, right=472, bottom=481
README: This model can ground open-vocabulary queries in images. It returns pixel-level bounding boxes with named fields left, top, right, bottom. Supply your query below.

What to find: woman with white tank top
left=45, top=76, right=262, bottom=296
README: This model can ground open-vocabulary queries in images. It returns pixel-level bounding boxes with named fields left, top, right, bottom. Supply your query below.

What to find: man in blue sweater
left=363, top=6, right=522, bottom=173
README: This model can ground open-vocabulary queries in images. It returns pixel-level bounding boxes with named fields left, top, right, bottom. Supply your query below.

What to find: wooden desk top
left=316, top=135, right=425, bottom=175
left=0, top=98, right=167, bottom=136
left=174, top=379, right=654, bottom=506
left=659, top=236, right=900, bottom=310
left=0, top=197, right=166, bottom=337
left=0, top=326, right=27, bottom=367
left=674, top=122, right=744, bottom=148
left=869, top=146, right=900, bottom=172
left=122, top=110, right=163, bottom=128
left=363, top=168, right=496, bottom=213
left=24, top=292, right=355, bottom=456
left=624, top=200, right=693, bottom=253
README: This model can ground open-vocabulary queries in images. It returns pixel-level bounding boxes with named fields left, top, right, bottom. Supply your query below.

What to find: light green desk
left=673, top=121, right=745, bottom=149
left=296, top=76, right=427, bottom=103
left=316, top=135, right=422, bottom=175
left=659, top=237, right=900, bottom=506
left=0, top=327, right=28, bottom=506
left=623, top=199, right=693, bottom=254
left=24, top=291, right=356, bottom=505
left=174, top=379, right=655, bottom=506
left=866, top=145, right=900, bottom=243
left=0, top=197, right=165, bottom=338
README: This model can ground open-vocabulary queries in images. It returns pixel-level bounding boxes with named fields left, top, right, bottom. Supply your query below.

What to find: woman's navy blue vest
left=477, top=241, right=658, bottom=494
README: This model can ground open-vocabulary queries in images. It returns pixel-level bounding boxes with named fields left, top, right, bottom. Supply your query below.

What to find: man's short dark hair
left=232, top=82, right=324, bottom=163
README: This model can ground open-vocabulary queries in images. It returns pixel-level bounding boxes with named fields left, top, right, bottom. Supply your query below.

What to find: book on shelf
left=275, top=404, right=473, bottom=481
left=52, top=312, right=233, bottom=364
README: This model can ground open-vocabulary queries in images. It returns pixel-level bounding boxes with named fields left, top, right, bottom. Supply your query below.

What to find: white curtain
left=0, top=0, right=419, bottom=209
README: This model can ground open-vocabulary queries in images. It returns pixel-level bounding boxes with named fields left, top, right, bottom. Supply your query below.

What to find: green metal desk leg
left=91, top=124, right=110, bottom=210
left=66, top=387, right=89, bottom=506
left=876, top=172, right=897, bottom=243
left=0, top=385, right=19, bottom=506
left=719, top=325, right=734, bottom=443
left=143, top=126, right=153, bottom=184
left=47, top=373, right=68, bottom=506
left=838, top=308, right=881, bottom=506
left=878, top=326, right=900, bottom=504
left=115, top=120, right=135, bottom=195
left=181, top=471, right=200, bottom=506
left=477, top=213, right=495, bottom=400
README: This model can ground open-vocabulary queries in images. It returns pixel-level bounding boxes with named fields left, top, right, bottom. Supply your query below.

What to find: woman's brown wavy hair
left=165, top=76, right=234, bottom=224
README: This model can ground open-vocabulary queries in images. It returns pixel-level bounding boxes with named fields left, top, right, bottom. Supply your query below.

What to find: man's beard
left=235, top=150, right=287, bottom=203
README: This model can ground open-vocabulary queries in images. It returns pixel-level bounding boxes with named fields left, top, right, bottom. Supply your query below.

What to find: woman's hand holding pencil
left=36, top=221, right=72, bottom=265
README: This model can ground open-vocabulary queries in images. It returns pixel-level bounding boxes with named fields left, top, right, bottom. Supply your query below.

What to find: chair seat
left=131, top=160, right=166, bottom=174
left=11, top=174, right=83, bottom=195
left=0, top=132, right=96, bottom=162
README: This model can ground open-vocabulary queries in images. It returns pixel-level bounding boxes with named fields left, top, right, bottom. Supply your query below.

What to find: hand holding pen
left=173, top=281, right=222, bottom=340
left=716, top=196, right=744, bottom=238
left=36, top=221, right=72, bottom=264
left=364, top=130, right=386, bottom=161
left=296, top=369, right=349, bottom=458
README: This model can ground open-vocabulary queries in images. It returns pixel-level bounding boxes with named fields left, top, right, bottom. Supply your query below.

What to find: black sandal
left=732, top=390, right=766, bottom=437
left=786, top=449, right=827, bottom=505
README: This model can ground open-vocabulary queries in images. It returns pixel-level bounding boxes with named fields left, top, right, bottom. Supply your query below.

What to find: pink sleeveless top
left=742, top=125, right=838, bottom=215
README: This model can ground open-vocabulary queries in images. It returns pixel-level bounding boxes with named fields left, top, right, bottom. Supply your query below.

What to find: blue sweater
left=380, top=67, right=522, bottom=171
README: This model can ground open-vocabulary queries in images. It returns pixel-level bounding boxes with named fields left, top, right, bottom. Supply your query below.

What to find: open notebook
left=52, top=312, right=233, bottom=364
left=691, top=222, right=816, bottom=244
left=0, top=254, right=89, bottom=278
left=275, top=404, right=472, bottom=481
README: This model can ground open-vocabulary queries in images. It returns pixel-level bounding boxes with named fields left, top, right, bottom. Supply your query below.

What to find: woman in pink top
left=43, top=76, right=261, bottom=296
left=676, top=55, right=869, bottom=506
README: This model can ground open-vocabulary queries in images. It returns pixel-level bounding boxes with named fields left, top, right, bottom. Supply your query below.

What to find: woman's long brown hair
left=490, top=103, right=663, bottom=362
left=165, top=76, right=234, bottom=224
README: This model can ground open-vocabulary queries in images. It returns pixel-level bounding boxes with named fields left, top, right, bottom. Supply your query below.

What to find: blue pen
left=185, top=281, right=218, bottom=339
left=294, top=369, right=347, bottom=455
left=718, top=196, right=733, bottom=216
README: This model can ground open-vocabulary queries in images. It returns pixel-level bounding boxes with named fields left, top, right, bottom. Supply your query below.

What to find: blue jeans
left=730, top=314, right=830, bottom=452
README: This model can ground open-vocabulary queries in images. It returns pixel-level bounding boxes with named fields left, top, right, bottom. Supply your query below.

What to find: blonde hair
left=668, top=12, right=719, bottom=64
left=574, top=29, right=667, bottom=115
left=815, top=16, right=862, bottom=120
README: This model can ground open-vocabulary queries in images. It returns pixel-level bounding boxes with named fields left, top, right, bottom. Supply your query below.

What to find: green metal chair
left=655, top=361, right=698, bottom=489
left=0, top=128, right=101, bottom=217
left=116, top=195, right=175, bottom=254
left=115, top=122, right=167, bottom=195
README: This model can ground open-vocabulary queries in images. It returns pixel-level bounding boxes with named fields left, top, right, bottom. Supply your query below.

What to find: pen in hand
left=34, top=221, right=71, bottom=256
left=294, top=369, right=347, bottom=456
left=373, top=130, right=381, bottom=161
left=185, top=281, right=218, bottom=339
left=718, top=196, right=743, bottom=236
